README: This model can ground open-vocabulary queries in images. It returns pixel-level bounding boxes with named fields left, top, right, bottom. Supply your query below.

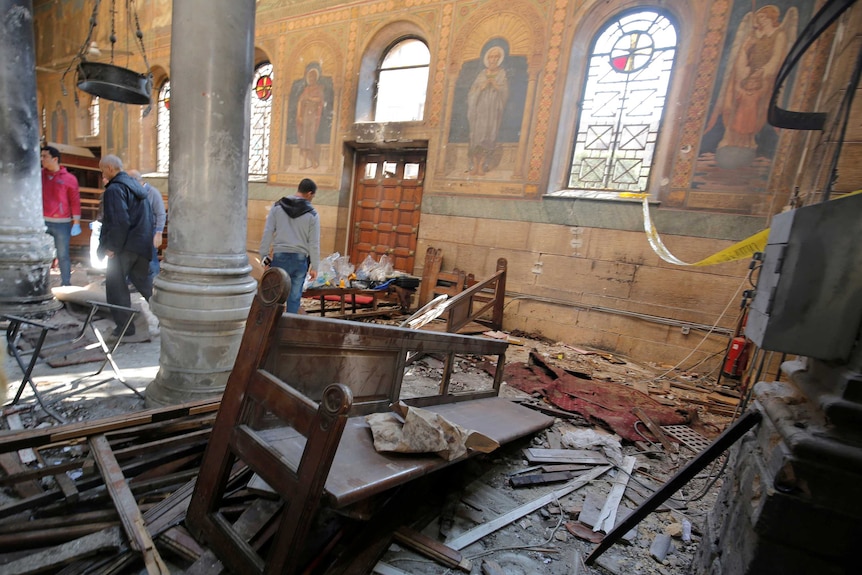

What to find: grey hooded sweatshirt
left=259, top=195, right=320, bottom=272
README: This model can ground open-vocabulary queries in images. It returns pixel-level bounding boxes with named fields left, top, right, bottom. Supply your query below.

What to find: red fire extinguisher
left=722, top=336, right=749, bottom=378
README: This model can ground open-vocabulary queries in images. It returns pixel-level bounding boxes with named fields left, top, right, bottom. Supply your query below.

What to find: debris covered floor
left=1, top=306, right=738, bottom=575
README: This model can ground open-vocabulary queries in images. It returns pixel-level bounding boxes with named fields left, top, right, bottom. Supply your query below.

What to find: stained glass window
left=89, top=97, right=100, bottom=137
left=157, top=80, right=170, bottom=173
left=248, top=62, right=273, bottom=177
left=374, top=38, right=429, bottom=122
left=568, top=10, right=678, bottom=192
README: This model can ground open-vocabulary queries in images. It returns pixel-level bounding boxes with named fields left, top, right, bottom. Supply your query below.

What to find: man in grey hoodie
left=98, top=155, right=154, bottom=336
left=259, top=178, right=320, bottom=313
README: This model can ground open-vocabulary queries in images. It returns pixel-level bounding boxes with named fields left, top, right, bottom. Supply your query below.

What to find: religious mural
left=694, top=0, right=809, bottom=193
left=51, top=100, right=69, bottom=144
left=447, top=38, right=528, bottom=177
left=285, top=62, right=334, bottom=172
left=107, top=101, right=128, bottom=160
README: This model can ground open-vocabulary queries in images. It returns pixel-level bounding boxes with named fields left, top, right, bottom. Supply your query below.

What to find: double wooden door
left=349, top=150, right=426, bottom=273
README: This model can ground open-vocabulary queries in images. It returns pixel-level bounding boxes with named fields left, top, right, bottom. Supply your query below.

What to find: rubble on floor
left=0, top=318, right=738, bottom=574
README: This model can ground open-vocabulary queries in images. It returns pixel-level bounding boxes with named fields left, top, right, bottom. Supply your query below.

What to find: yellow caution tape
left=641, top=189, right=862, bottom=267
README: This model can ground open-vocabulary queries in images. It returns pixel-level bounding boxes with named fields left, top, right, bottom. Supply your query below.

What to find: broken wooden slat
left=393, top=526, right=471, bottom=572
left=157, top=525, right=206, bottom=564
left=595, top=456, right=636, bottom=533
left=89, top=434, right=168, bottom=575
left=0, top=397, right=221, bottom=453
left=523, top=448, right=609, bottom=465
left=5, top=413, right=37, bottom=464
left=509, top=470, right=584, bottom=488
left=446, top=465, right=612, bottom=550
left=0, top=522, right=117, bottom=551
left=0, top=527, right=122, bottom=575
left=0, top=452, right=43, bottom=498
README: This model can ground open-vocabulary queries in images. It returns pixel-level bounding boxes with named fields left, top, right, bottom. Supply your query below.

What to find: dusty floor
left=1, top=263, right=736, bottom=574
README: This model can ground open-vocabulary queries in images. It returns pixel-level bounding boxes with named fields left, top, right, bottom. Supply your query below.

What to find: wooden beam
left=89, top=434, right=168, bottom=575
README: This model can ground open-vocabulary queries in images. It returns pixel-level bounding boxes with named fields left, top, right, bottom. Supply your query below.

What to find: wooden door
left=350, top=150, right=426, bottom=273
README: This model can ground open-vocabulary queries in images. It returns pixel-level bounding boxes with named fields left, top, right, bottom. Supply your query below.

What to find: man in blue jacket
left=97, top=155, right=153, bottom=337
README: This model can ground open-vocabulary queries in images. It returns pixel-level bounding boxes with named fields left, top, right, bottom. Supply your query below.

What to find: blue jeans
left=271, top=252, right=308, bottom=313
left=45, top=221, right=72, bottom=286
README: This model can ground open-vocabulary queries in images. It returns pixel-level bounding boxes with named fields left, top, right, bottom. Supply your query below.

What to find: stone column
left=0, top=0, right=60, bottom=317
left=145, top=0, right=258, bottom=406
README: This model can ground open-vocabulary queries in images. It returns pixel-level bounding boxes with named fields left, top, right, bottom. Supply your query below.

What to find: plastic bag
left=308, top=252, right=339, bottom=288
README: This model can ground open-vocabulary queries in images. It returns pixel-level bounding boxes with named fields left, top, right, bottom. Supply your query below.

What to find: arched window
left=89, top=96, right=100, bottom=137
left=374, top=38, right=429, bottom=122
left=568, top=10, right=678, bottom=192
left=249, top=62, right=273, bottom=177
left=157, top=80, right=170, bottom=173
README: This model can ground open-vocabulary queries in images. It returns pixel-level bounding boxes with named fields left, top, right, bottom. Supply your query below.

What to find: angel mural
left=704, top=4, right=797, bottom=169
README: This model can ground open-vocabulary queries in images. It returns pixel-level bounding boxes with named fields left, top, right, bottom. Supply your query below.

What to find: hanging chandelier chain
left=110, top=0, right=117, bottom=62
left=129, top=0, right=152, bottom=81
left=61, top=0, right=102, bottom=99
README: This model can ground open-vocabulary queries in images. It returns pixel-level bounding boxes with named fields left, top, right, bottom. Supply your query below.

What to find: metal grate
left=662, top=425, right=712, bottom=453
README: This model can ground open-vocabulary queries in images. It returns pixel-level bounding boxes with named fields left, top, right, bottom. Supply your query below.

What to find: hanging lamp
left=62, top=0, right=153, bottom=107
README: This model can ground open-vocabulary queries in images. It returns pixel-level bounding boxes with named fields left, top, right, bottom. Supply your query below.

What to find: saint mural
left=702, top=4, right=798, bottom=169
left=467, top=46, right=509, bottom=176
left=286, top=63, right=333, bottom=171
left=447, top=39, right=527, bottom=178
left=51, top=101, right=68, bottom=144
left=296, top=68, right=325, bottom=169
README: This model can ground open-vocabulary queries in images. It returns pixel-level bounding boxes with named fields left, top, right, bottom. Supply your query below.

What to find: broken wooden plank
left=523, top=448, right=608, bottom=465
left=595, top=456, right=636, bottom=533
left=0, top=527, right=122, bottom=575
left=393, top=526, right=471, bottom=572
left=446, top=465, right=611, bottom=550
left=0, top=452, right=43, bottom=498
left=0, top=397, right=221, bottom=453
left=5, top=413, right=37, bottom=464
left=509, top=469, right=585, bottom=488
left=89, top=434, right=168, bottom=575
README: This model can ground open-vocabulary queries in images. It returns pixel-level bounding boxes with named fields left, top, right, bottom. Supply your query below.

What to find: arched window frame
left=354, top=22, right=432, bottom=123
left=89, top=96, right=100, bottom=137
left=156, top=79, right=170, bottom=174
left=372, top=36, right=430, bottom=122
left=248, top=61, right=274, bottom=178
left=548, top=5, right=686, bottom=199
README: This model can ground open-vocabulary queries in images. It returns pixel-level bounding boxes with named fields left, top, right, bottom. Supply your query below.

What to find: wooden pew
left=186, top=268, right=552, bottom=574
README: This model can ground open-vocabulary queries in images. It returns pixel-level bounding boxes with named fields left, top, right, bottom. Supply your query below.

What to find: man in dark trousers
left=259, top=178, right=320, bottom=313
left=97, top=155, right=153, bottom=337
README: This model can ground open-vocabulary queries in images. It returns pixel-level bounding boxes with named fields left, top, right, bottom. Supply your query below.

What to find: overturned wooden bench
left=186, top=268, right=551, bottom=574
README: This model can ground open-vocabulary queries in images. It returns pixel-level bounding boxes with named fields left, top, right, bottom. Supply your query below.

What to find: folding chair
left=2, top=313, right=65, bottom=422
left=68, top=300, right=144, bottom=399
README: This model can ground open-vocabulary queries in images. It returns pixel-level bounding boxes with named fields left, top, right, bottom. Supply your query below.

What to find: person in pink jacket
left=41, top=146, right=82, bottom=286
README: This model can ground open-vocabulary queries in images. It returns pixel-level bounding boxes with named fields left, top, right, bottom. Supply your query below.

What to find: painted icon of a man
left=467, top=45, right=509, bottom=176
left=296, top=67, right=325, bottom=169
